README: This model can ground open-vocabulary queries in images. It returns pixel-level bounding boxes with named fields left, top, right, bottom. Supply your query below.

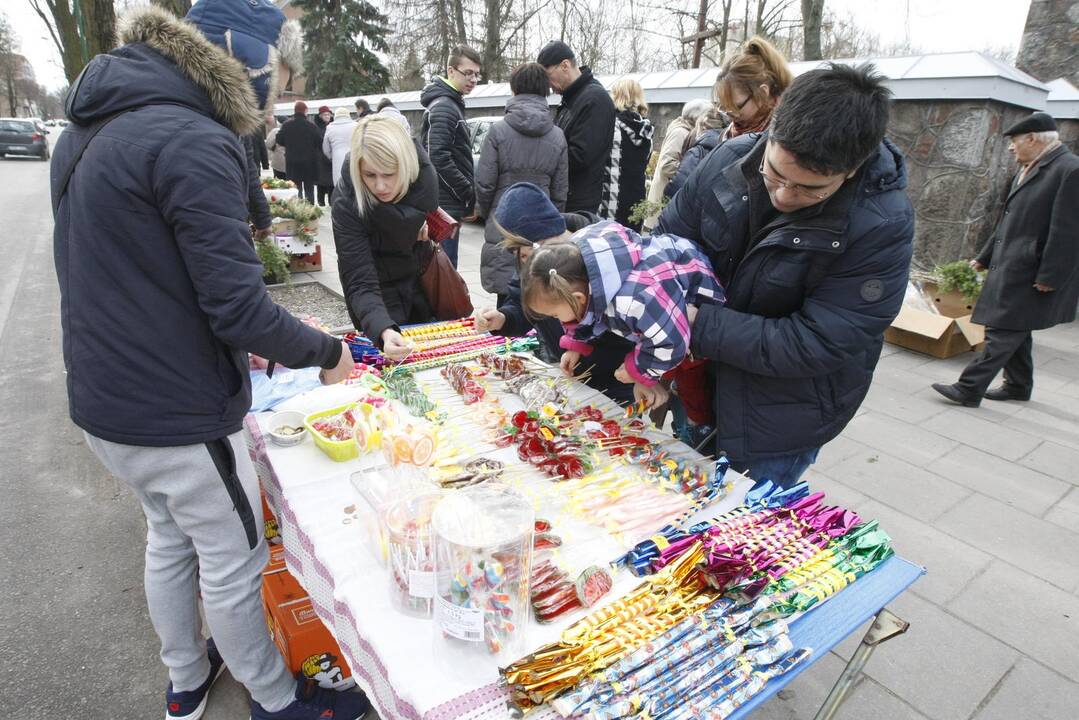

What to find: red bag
left=419, top=241, right=473, bottom=321
left=425, top=208, right=460, bottom=242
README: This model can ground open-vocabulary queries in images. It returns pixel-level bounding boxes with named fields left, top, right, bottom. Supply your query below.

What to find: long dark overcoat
left=974, top=145, right=1079, bottom=331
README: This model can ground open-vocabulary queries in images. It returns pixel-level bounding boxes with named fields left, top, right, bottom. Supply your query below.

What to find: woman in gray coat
left=476, top=62, right=569, bottom=300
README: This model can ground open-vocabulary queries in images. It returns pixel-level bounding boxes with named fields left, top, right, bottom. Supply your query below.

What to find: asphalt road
left=0, top=134, right=261, bottom=718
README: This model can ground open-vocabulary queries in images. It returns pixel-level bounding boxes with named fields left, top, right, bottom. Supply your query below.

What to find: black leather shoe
left=984, top=385, right=1031, bottom=402
left=931, top=382, right=981, bottom=407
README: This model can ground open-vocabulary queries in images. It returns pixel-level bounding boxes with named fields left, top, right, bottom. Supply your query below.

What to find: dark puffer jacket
left=476, top=93, right=568, bottom=295
left=656, top=134, right=915, bottom=461
left=494, top=212, right=635, bottom=404
left=554, top=67, right=616, bottom=213
left=664, top=127, right=730, bottom=200
left=599, top=110, right=653, bottom=231
left=52, top=8, right=341, bottom=447
left=420, top=78, right=475, bottom=218
left=332, top=143, right=439, bottom=343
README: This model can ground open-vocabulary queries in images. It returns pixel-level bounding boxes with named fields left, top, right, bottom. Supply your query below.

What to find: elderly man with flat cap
left=933, top=112, right=1079, bottom=407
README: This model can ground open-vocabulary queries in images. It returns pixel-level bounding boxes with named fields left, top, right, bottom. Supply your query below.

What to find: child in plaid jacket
left=520, top=219, right=725, bottom=410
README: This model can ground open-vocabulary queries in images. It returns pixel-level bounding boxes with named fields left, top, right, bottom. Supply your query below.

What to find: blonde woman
left=332, top=115, right=439, bottom=358
left=599, top=77, right=654, bottom=231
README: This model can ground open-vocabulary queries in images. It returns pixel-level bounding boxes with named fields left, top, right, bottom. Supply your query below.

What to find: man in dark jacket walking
left=657, top=63, right=914, bottom=487
left=420, top=44, right=482, bottom=267
left=51, top=3, right=366, bottom=719
left=537, top=41, right=615, bottom=213
left=276, top=100, right=324, bottom=204
left=933, top=112, right=1079, bottom=407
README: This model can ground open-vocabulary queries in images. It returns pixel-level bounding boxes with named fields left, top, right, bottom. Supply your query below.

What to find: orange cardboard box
left=262, top=570, right=354, bottom=690
left=261, top=491, right=282, bottom=546
left=264, top=543, right=287, bottom=576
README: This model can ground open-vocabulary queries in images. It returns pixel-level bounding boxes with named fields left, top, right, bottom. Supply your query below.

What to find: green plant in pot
left=256, top=238, right=292, bottom=285
left=932, top=260, right=983, bottom=302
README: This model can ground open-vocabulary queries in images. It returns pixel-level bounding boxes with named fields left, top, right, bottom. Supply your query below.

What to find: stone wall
left=1017, top=0, right=1079, bottom=87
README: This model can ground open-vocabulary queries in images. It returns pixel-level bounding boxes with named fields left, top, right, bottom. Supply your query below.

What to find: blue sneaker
left=251, top=679, right=370, bottom=720
left=166, top=638, right=226, bottom=720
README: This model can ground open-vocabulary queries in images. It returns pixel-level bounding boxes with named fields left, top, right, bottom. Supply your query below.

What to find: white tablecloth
left=245, top=370, right=751, bottom=720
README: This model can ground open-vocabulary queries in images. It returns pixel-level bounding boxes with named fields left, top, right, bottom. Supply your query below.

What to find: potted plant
left=256, top=237, right=292, bottom=285
left=928, top=260, right=983, bottom=317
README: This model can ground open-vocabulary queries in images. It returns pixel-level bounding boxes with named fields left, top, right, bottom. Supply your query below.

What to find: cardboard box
left=264, top=542, right=287, bottom=575
left=262, top=569, right=354, bottom=690
left=885, top=281, right=985, bottom=359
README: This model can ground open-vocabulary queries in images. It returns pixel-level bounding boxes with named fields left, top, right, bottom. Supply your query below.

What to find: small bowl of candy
left=268, top=411, right=307, bottom=447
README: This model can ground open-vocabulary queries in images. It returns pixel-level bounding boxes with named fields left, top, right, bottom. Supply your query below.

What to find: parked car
left=467, top=115, right=501, bottom=169
left=0, top=118, right=50, bottom=160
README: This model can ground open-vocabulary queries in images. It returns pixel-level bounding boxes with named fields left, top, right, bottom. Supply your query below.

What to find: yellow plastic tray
left=304, top=404, right=359, bottom=462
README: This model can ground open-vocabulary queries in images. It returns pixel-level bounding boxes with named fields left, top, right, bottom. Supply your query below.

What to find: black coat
left=495, top=212, right=635, bottom=404
left=314, top=117, right=334, bottom=188
left=52, top=11, right=340, bottom=447
left=554, top=67, right=616, bottom=213
left=599, top=110, right=653, bottom=231
left=332, top=143, right=439, bottom=343
left=657, top=134, right=915, bottom=461
left=242, top=133, right=271, bottom=229
left=420, top=78, right=475, bottom=217
left=973, top=144, right=1079, bottom=331
left=276, top=112, right=324, bottom=183
left=664, top=128, right=729, bottom=200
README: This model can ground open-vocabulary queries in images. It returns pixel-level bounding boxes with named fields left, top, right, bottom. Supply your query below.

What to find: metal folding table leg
left=813, top=608, right=910, bottom=720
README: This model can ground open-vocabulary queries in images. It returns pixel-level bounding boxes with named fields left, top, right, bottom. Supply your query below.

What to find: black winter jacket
left=657, top=134, right=914, bottom=460
left=973, top=144, right=1079, bottom=330
left=495, top=212, right=635, bottom=404
left=332, top=143, right=439, bottom=343
left=314, top=116, right=334, bottom=188
left=554, top=67, right=616, bottom=213
left=599, top=110, right=653, bottom=231
left=276, top=112, right=323, bottom=183
left=52, top=10, right=341, bottom=447
left=420, top=78, right=475, bottom=217
left=664, top=128, right=730, bottom=200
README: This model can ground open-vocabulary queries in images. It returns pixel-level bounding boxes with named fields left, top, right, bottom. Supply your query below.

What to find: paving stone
left=847, top=592, right=1017, bottom=720
left=877, top=349, right=936, bottom=372
left=815, top=435, right=872, bottom=472
left=921, top=409, right=1043, bottom=461
left=829, top=677, right=930, bottom=720
left=1044, top=487, right=1079, bottom=534
left=935, top=493, right=1079, bottom=591
left=841, top=411, right=960, bottom=467
left=858, top=500, right=992, bottom=605
left=803, top=468, right=871, bottom=511
left=824, top=450, right=969, bottom=522
left=1039, top=356, right=1079, bottom=380
left=1007, top=406, right=1079, bottom=451
left=870, top=366, right=947, bottom=396
left=973, top=657, right=1079, bottom=720
left=949, top=562, right=1079, bottom=682
left=750, top=650, right=844, bottom=720
left=929, top=445, right=1070, bottom=516
left=1019, top=440, right=1079, bottom=486
left=861, top=383, right=950, bottom=424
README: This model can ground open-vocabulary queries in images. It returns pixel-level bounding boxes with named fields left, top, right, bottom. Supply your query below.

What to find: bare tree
left=1, top=13, right=21, bottom=116
left=27, top=0, right=116, bottom=84
left=150, top=0, right=193, bottom=18
left=800, top=0, right=824, bottom=60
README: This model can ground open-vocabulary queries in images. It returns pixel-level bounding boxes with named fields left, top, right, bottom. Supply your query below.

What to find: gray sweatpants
left=85, top=430, right=295, bottom=712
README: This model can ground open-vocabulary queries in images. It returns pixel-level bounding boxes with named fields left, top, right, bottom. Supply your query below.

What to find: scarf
left=722, top=111, right=772, bottom=141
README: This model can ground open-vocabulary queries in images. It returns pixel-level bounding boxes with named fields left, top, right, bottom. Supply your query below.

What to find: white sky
left=5, top=0, right=1033, bottom=91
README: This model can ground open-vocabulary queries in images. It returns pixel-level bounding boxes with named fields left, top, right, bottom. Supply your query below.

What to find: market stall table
left=244, top=369, right=923, bottom=720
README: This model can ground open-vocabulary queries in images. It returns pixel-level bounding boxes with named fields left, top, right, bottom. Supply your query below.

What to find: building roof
left=1046, top=78, right=1079, bottom=120
left=276, top=51, right=1073, bottom=119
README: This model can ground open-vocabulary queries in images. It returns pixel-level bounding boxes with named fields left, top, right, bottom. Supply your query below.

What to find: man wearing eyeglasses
left=420, top=44, right=483, bottom=267
left=656, top=63, right=915, bottom=487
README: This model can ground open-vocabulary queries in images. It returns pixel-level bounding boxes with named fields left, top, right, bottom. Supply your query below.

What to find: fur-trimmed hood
left=67, top=6, right=263, bottom=135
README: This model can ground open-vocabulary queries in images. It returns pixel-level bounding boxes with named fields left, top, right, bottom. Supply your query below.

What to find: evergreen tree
left=293, top=0, right=391, bottom=98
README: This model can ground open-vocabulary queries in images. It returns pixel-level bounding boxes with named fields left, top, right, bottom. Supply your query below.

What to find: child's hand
left=634, top=381, right=669, bottom=409
left=614, top=364, right=632, bottom=384
left=473, top=306, right=505, bottom=332
left=560, top=350, right=582, bottom=376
